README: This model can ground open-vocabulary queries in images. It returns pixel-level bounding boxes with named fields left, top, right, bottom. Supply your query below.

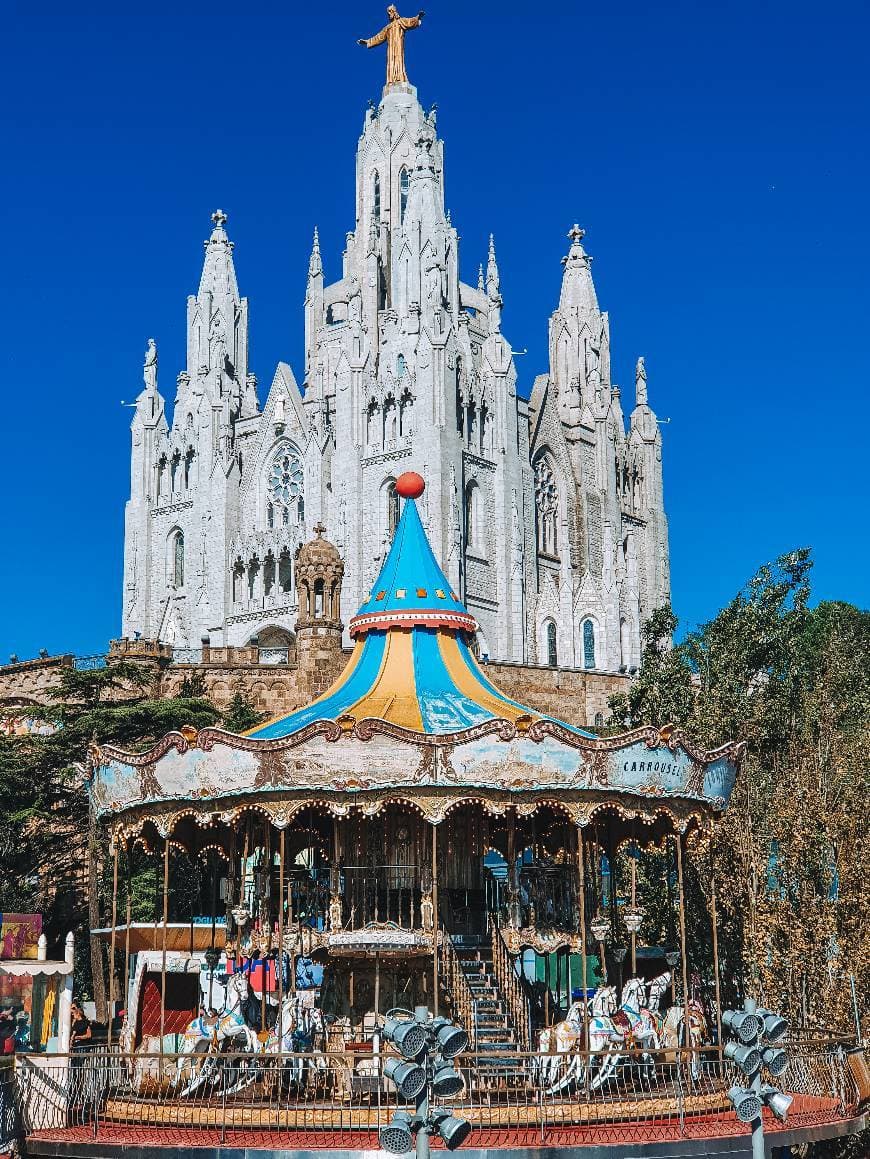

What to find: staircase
left=439, top=935, right=530, bottom=1081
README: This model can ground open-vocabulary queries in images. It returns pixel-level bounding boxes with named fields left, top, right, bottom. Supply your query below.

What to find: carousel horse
left=661, top=998, right=710, bottom=1079
left=262, top=994, right=328, bottom=1091
left=174, top=971, right=261, bottom=1097
left=537, top=986, right=626, bottom=1095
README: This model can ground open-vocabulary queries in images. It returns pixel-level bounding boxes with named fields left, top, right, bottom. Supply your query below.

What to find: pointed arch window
left=278, top=549, right=292, bottom=594
left=169, top=530, right=184, bottom=589
left=582, top=618, right=596, bottom=670
left=400, top=168, right=410, bottom=224
left=232, top=560, right=244, bottom=604
left=465, top=482, right=484, bottom=555
left=264, top=553, right=276, bottom=598
left=546, top=621, right=558, bottom=668
left=399, top=387, right=414, bottom=436
left=397, top=353, right=406, bottom=379
left=372, top=170, right=381, bottom=223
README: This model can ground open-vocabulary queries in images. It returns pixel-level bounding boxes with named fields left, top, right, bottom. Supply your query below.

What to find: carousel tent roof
left=248, top=473, right=594, bottom=741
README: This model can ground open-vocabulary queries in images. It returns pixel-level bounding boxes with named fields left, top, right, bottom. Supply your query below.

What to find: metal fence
left=13, top=1042, right=864, bottom=1149
left=73, top=654, right=108, bottom=671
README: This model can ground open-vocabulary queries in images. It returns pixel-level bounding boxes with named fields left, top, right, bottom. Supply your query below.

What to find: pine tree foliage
left=222, top=690, right=264, bottom=733
left=608, top=549, right=870, bottom=1037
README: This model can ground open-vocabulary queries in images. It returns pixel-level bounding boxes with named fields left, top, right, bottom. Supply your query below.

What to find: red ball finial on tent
left=395, top=471, right=425, bottom=499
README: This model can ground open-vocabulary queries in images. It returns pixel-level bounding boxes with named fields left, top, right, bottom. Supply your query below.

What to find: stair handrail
left=491, top=924, right=532, bottom=1050
left=439, top=927, right=477, bottom=1050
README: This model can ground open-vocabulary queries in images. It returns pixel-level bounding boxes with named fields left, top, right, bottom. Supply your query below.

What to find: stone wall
left=0, top=655, right=74, bottom=706
left=484, top=660, right=628, bottom=728
left=0, top=645, right=627, bottom=728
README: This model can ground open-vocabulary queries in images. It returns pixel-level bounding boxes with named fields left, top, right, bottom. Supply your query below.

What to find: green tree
left=0, top=661, right=220, bottom=1016
left=222, top=690, right=264, bottom=733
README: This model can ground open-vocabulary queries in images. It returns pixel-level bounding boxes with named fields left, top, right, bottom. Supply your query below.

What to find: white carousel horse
left=262, top=993, right=328, bottom=1090
left=646, top=971, right=672, bottom=1012
left=174, top=971, right=261, bottom=1097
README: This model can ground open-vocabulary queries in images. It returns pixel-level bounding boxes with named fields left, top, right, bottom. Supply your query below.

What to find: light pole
left=723, top=998, right=792, bottom=1159
left=379, top=1006, right=472, bottom=1156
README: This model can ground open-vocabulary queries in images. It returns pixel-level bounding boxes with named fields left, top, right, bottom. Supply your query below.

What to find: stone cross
left=211, top=209, right=228, bottom=228
left=313, top=521, right=327, bottom=539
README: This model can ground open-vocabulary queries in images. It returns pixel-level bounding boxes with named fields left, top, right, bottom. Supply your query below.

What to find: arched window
left=546, top=621, right=558, bottom=668
left=314, top=578, right=325, bottom=618
left=455, top=357, right=464, bottom=437
left=184, top=448, right=195, bottom=490
left=465, top=482, right=483, bottom=554
left=582, top=618, right=596, bottom=670
left=267, top=502, right=274, bottom=529
left=232, top=560, right=244, bottom=604
left=372, top=170, right=381, bottom=223
left=278, top=548, right=292, bottom=593
left=397, top=353, right=406, bottom=379
left=170, top=452, right=180, bottom=493
left=383, top=395, right=397, bottom=442
left=534, top=456, right=559, bottom=556
left=247, top=558, right=259, bottom=601
left=399, top=388, right=414, bottom=436
left=594, top=712, right=604, bottom=729
left=387, top=479, right=400, bottom=540
left=400, top=168, right=409, bottom=223
left=267, top=442, right=304, bottom=524
left=264, top=553, right=276, bottom=597
left=620, top=619, right=631, bottom=669
left=170, top=531, right=184, bottom=588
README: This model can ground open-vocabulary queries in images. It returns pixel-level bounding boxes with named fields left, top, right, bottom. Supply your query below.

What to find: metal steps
left=455, top=946, right=523, bottom=1069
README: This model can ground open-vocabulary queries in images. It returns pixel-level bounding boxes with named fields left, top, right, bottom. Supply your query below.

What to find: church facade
left=122, top=75, right=669, bottom=671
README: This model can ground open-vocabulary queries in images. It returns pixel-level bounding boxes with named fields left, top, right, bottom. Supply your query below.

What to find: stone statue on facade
left=358, top=6, right=425, bottom=86
left=635, top=355, right=648, bottom=406
left=143, top=338, right=157, bottom=391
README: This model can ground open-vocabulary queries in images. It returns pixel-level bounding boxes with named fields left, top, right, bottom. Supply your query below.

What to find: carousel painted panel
left=451, top=735, right=736, bottom=806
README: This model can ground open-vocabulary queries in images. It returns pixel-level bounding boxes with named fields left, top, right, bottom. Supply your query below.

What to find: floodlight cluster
left=723, top=1000, right=793, bottom=1127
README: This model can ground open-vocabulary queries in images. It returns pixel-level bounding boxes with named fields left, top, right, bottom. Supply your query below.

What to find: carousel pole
left=278, top=827, right=285, bottom=1047
left=710, top=853, right=723, bottom=1054
left=630, top=854, right=638, bottom=977
left=431, top=823, right=439, bottom=1017
left=107, top=838, right=119, bottom=1051
left=159, top=837, right=170, bottom=1057
left=577, top=825, right=590, bottom=1093
left=675, top=833, right=691, bottom=1053
left=123, top=847, right=132, bottom=1044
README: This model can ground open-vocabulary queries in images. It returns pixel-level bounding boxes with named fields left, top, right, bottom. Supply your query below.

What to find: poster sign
left=0, top=915, right=42, bottom=961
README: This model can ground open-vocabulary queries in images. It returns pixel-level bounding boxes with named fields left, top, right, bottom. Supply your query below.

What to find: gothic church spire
left=559, top=224, right=599, bottom=313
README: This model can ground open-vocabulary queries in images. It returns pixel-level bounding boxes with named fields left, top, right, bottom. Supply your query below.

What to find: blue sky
left=1, top=0, right=867, bottom=659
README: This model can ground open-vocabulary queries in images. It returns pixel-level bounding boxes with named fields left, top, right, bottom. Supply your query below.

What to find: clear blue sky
left=1, top=0, right=867, bottom=659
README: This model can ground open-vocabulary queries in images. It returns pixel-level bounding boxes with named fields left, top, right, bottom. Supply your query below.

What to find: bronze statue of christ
left=358, top=6, right=425, bottom=86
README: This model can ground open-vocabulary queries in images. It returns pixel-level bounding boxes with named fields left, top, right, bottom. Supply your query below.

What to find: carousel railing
left=12, top=1042, right=865, bottom=1148
left=491, top=923, right=532, bottom=1050
left=438, top=928, right=477, bottom=1048
left=340, top=864, right=421, bottom=930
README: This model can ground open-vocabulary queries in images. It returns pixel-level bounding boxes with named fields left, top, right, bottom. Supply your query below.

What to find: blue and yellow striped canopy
left=248, top=484, right=594, bottom=740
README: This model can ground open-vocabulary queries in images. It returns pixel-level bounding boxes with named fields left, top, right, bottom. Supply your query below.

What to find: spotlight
left=431, top=1109, right=472, bottom=1151
left=384, top=1056, right=427, bottom=1099
left=384, top=1014, right=428, bottom=1060
left=761, top=1047, right=789, bottom=1078
left=758, top=1008, right=789, bottom=1043
left=761, top=1084, right=793, bottom=1122
left=431, top=1058, right=465, bottom=1097
left=727, top=1084, right=762, bottom=1124
left=724, top=1041, right=761, bottom=1075
left=723, top=1007, right=763, bottom=1043
left=430, top=1016, right=469, bottom=1059
left=379, top=1110, right=414, bottom=1155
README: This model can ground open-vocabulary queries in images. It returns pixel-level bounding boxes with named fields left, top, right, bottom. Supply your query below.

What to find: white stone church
left=122, top=74, right=669, bottom=671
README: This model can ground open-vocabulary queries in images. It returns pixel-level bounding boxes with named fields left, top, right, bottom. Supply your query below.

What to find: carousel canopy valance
left=88, top=473, right=743, bottom=839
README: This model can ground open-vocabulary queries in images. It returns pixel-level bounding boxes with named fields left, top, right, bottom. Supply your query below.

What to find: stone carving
left=143, top=339, right=157, bottom=391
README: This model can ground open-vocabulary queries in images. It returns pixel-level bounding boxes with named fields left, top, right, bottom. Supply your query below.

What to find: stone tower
left=294, top=523, right=345, bottom=698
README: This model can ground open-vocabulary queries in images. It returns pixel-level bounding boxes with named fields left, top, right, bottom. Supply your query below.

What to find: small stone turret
left=294, top=523, right=345, bottom=696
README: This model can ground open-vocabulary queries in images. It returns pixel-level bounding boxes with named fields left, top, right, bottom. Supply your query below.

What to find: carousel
left=49, top=472, right=864, bottom=1152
